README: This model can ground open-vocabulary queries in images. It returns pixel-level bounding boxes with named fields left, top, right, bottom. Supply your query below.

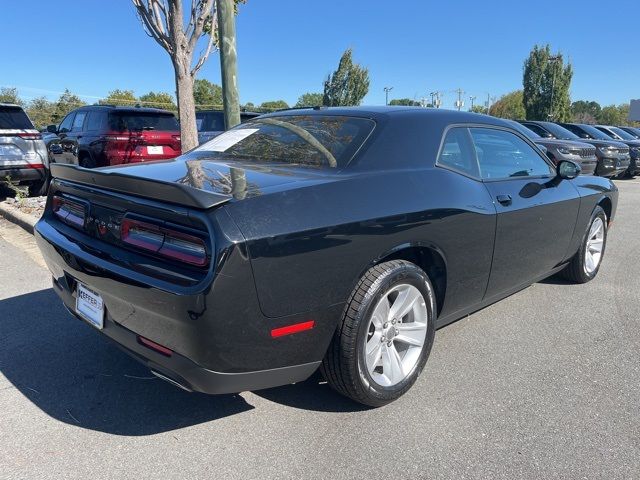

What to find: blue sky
left=2, top=0, right=638, bottom=109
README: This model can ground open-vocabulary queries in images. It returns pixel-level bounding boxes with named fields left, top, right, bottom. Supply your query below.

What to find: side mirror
left=46, top=124, right=58, bottom=134
left=543, top=132, right=553, bottom=138
left=557, top=160, right=581, bottom=180
left=580, top=133, right=589, bottom=139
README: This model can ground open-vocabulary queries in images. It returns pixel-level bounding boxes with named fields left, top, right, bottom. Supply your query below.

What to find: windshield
left=609, top=126, right=636, bottom=141
left=194, top=115, right=375, bottom=168
left=576, top=124, right=612, bottom=140
left=0, top=106, right=34, bottom=129
left=540, top=122, right=581, bottom=140
left=108, top=112, right=179, bottom=131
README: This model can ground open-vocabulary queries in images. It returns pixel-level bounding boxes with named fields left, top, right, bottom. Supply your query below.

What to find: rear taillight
left=52, top=196, right=86, bottom=229
left=103, top=135, right=132, bottom=141
left=121, top=217, right=208, bottom=267
left=17, top=132, right=42, bottom=140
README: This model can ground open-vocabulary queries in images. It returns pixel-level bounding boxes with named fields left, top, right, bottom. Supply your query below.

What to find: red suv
left=46, top=105, right=181, bottom=168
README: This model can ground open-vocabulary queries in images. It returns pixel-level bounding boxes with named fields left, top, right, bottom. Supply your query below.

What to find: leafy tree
left=597, top=104, right=630, bottom=125
left=243, top=101, right=256, bottom=110
left=0, top=87, right=23, bottom=105
left=323, top=48, right=369, bottom=107
left=54, top=89, right=86, bottom=123
left=470, top=105, right=488, bottom=114
left=295, top=92, right=324, bottom=108
left=193, top=78, right=223, bottom=109
left=132, top=0, right=246, bottom=151
left=523, top=44, right=573, bottom=121
left=260, top=100, right=289, bottom=111
left=26, top=97, right=56, bottom=128
left=389, top=98, right=420, bottom=106
left=571, top=100, right=601, bottom=123
left=489, top=90, right=526, bottom=120
left=139, top=91, right=177, bottom=110
left=100, top=89, right=138, bottom=106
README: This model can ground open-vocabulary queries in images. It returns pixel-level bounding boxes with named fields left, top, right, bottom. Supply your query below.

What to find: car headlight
left=598, top=145, right=614, bottom=154
left=630, top=146, right=640, bottom=156
left=557, top=147, right=579, bottom=155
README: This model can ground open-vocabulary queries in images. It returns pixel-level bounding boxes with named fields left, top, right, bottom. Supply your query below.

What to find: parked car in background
left=618, top=126, right=640, bottom=140
left=520, top=121, right=630, bottom=178
left=196, top=110, right=261, bottom=144
left=0, top=103, right=49, bottom=196
left=505, top=120, right=597, bottom=175
left=36, top=107, right=617, bottom=406
left=46, top=105, right=181, bottom=168
left=593, top=125, right=640, bottom=177
left=558, top=123, right=633, bottom=178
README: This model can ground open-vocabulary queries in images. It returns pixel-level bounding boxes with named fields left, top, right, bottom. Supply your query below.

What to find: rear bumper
left=34, top=216, right=331, bottom=394
left=0, top=166, right=45, bottom=183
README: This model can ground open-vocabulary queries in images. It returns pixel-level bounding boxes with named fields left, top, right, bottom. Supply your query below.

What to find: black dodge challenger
left=35, top=107, right=618, bottom=406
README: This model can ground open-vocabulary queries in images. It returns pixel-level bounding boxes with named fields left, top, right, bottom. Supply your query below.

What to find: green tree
left=323, top=48, right=369, bottom=107
left=489, top=90, right=526, bottom=120
left=523, top=44, right=573, bottom=121
left=470, top=105, right=488, bottom=114
left=100, top=89, right=138, bottom=106
left=294, top=92, right=323, bottom=107
left=260, top=100, right=289, bottom=111
left=0, top=87, right=23, bottom=105
left=389, top=98, right=420, bottom=106
left=571, top=100, right=601, bottom=123
left=53, top=89, right=86, bottom=123
left=139, top=91, right=177, bottom=110
left=597, top=104, right=630, bottom=125
left=26, top=97, right=56, bottom=128
left=193, top=78, right=223, bottom=109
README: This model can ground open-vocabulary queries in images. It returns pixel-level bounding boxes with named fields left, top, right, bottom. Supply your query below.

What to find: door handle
left=496, top=194, right=512, bottom=206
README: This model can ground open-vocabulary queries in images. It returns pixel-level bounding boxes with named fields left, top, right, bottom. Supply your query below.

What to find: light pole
left=454, top=88, right=465, bottom=111
left=383, top=86, right=394, bottom=105
left=469, top=95, right=476, bottom=111
left=548, top=55, right=562, bottom=120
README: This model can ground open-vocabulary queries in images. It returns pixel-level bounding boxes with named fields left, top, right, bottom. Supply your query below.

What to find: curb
left=0, top=202, right=38, bottom=235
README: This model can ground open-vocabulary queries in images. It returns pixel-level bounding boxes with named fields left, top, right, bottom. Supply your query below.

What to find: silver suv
left=0, top=103, right=49, bottom=196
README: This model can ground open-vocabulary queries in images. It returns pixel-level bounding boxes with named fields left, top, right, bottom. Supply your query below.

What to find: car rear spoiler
left=50, top=164, right=232, bottom=209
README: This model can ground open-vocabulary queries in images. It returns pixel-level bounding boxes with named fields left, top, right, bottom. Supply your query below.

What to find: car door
left=470, top=127, right=581, bottom=299
left=49, top=112, right=75, bottom=164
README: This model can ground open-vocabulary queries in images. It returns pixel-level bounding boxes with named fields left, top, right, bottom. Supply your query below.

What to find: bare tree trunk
left=174, top=60, right=198, bottom=152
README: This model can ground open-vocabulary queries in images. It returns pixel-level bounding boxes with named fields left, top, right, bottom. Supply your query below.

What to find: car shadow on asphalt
left=0, top=288, right=363, bottom=436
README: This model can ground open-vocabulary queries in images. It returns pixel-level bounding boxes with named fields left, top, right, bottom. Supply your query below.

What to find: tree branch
left=132, top=0, right=172, bottom=53
left=191, top=8, right=218, bottom=76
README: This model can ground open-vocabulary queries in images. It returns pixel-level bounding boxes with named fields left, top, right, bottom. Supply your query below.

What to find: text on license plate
left=76, top=283, right=104, bottom=329
left=147, top=146, right=163, bottom=154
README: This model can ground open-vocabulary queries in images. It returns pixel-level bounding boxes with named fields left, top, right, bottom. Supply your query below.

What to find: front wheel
left=560, top=206, right=607, bottom=283
left=321, top=260, right=436, bottom=407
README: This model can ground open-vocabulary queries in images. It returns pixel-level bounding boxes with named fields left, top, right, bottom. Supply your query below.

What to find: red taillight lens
left=17, top=132, right=42, bottom=140
left=121, top=218, right=208, bottom=267
left=52, top=196, right=86, bottom=229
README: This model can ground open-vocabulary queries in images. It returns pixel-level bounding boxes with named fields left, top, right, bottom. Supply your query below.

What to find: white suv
left=0, top=103, right=49, bottom=196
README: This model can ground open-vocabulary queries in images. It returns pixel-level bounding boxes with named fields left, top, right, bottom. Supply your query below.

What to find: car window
left=194, top=115, right=375, bottom=169
left=523, top=123, right=549, bottom=137
left=470, top=127, right=555, bottom=180
left=0, top=106, right=35, bottom=129
left=609, top=127, right=635, bottom=140
left=562, top=124, right=590, bottom=138
left=58, top=113, right=75, bottom=133
left=72, top=112, right=87, bottom=132
left=108, top=112, right=179, bottom=131
left=196, top=111, right=225, bottom=132
left=86, top=111, right=106, bottom=131
left=437, top=127, right=479, bottom=178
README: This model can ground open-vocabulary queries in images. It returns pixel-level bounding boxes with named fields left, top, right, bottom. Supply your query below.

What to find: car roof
left=0, top=103, right=24, bottom=109
left=259, top=105, right=516, bottom=127
left=81, top=105, right=175, bottom=115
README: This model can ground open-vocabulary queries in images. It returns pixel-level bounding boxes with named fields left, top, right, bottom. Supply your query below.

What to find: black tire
left=321, top=260, right=437, bottom=407
left=27, top=170, right=50, bottom=197
left=560, top=206, right=607, bottom=283
left=79, top=155, right=96, bottom=169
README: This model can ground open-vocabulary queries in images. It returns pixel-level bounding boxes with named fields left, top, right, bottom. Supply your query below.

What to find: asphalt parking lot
left=1, top=180, right=639, bottom=480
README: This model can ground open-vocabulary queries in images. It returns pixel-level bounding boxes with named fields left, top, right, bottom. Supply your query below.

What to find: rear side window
left=108, top=112, right=179, bottom=131
left=86, top=111, right=107, bottom=131
left=195, top=115, right=375, bottom=169
left=0, top=106, right=34, bottom=129
left=72, top=112, right=87, bottom=131
left=470, top=128, right=554, bottom=180
left=437, top=127, right=479, bottom=178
